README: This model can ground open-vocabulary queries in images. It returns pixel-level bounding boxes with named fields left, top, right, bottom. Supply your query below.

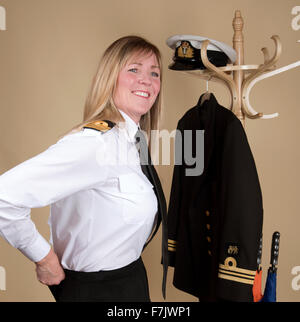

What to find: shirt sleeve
left=0, top=130, right=109, bottom=262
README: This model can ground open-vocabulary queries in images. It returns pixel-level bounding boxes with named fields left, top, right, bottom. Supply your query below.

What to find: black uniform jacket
left=167, top=93, right=263, bottom=301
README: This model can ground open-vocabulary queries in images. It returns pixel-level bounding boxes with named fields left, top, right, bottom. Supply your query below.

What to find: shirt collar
left=118, top=109, right=140, bottom=142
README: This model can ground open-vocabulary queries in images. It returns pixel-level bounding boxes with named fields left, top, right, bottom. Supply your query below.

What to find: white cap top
left=166, top=34, right=236, bottom=63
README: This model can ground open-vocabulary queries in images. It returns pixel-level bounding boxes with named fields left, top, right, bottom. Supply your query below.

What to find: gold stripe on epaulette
left=218, top=257, right=256, bottom=285
left=83, top=120, right=114, bottom=132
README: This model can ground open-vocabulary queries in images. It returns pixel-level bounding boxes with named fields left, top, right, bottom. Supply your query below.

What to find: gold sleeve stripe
left=218, top=257, right=256, bottom=285
left=219, top=268, right=255, bottom=280
left=168, top=246, right=176, bottom=252
left=218, top=273, right=254, bottom=285
left=168, top=240, right=177, bottom=252
left=219, top=264, right=256, bottom=276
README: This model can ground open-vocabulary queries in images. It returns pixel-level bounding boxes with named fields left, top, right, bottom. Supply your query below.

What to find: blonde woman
left=0, top=36, right=168, bottom=302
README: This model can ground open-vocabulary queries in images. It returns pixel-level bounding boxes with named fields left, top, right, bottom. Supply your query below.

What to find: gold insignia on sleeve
left=218, top=257, right=256, bottom=285
left=83, top=120, right=115, bottom=133
left=168, top=239, right=177, bottom=252
left=228, top=245, right=239, bottom=255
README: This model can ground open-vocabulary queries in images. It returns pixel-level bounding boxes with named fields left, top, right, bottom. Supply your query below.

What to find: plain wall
left=0, top=0, right=299, bottom=302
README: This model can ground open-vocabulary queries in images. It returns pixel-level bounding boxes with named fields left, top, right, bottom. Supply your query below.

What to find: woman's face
left=113, top=53, right=161, bottom=124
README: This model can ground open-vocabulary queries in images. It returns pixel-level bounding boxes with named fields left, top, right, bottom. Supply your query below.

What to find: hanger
left=200, top=76, right=212, bottom=105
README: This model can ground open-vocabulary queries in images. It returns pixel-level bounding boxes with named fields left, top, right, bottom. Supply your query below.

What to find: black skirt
left=48, top=257, right=150, bottom=302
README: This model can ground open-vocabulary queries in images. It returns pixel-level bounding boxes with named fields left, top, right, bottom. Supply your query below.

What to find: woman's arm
left=0, top=131, right=108, bottom=284
left=35, top=248, right=65, bottom=285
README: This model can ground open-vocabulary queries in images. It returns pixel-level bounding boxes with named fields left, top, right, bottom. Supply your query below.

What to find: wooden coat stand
left=184, top=10, right=300, bottom=126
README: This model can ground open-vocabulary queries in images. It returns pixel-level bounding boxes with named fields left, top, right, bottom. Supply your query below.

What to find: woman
left=0, top=35, right=167, bottom=302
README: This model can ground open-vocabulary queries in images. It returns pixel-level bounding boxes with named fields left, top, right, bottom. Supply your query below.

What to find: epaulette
left=83, top=120, right=116, bottom=133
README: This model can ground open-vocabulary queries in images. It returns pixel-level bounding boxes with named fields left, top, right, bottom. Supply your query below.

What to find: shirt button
left=208, top=250, right=212, bottom=256
left=207, top=236, right=211, bottom=243
left=206, top=224, right=211, bottom=230
left=205, top=210, right=210, bottom=216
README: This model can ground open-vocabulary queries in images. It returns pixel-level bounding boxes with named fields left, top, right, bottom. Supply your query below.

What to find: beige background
left=0, top=0, right=299, bottom=302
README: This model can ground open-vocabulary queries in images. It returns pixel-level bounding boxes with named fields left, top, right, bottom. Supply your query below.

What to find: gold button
left=207, top=236, right=211, bottom=243
left=208, top=250, right=212, bottom=256
left=206, top=224, right=211, bottom=230
left=205, top=210, right=210, bottom=216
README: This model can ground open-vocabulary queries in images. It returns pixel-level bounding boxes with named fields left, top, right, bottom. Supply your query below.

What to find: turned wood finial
left=232, top=10, right=245, bottom=123
left=233, top=10, right=244, bottom=34
left=232, top=10, right=244, bottom=62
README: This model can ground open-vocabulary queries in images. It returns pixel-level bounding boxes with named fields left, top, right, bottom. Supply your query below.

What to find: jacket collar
left=195, top=93, right=218, bottom=174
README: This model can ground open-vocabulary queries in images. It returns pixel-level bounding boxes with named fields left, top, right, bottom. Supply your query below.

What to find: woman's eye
left=151, top=71, right=160, bottom=77
left=128, top=68, right=138, bottom=73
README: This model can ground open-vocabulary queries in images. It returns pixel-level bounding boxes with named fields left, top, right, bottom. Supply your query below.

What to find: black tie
left=135, top=128, right=168, bottom=299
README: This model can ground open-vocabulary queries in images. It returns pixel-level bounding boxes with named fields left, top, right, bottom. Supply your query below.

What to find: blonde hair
left=60, top=35, right=163, bottom=139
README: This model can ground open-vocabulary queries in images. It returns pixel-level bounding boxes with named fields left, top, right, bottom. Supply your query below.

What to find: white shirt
left=0, top=110, right=158, bottom=272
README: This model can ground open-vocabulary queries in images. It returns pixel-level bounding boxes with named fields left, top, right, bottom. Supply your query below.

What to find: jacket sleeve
left=167, top=125, right=184, bottom=267
left=217, top=117, right=263, bottom=301
left=0, top=131, right=109, bottom=262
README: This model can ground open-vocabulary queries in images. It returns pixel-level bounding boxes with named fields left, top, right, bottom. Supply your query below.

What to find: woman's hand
left=35, top=248, right=65, bottom=285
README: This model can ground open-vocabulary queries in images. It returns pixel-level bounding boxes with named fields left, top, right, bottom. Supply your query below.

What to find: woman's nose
left=138, top=73, right=151, bottom=86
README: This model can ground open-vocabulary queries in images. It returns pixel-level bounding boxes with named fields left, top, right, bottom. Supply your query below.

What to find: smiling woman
left=113, top=54, right=161, bottom=124
left=0, top=35, right=167, bottom=302
left=63, top=35, right=164, bottom=140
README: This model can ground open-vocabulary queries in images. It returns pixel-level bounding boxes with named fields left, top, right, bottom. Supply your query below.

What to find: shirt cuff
left=19, top=233, right=51, bottom=262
